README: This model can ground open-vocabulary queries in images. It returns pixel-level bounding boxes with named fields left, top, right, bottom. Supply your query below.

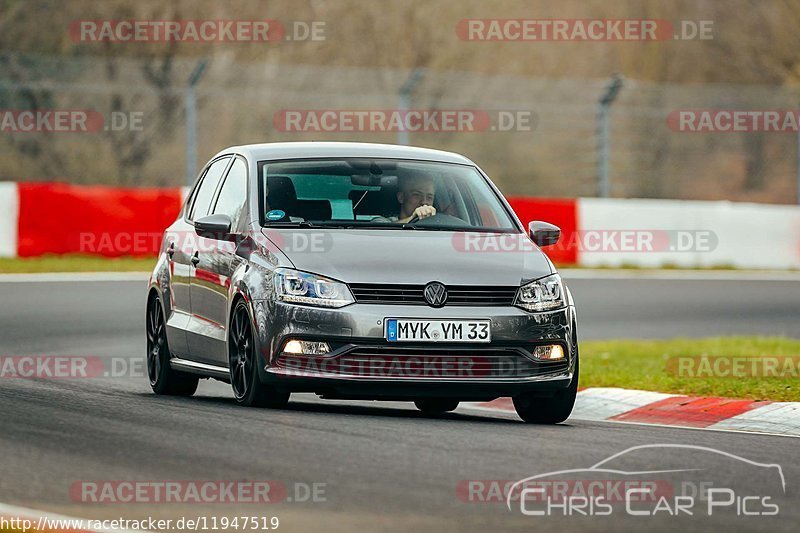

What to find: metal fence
left=1, top=53, right=799, bottom=204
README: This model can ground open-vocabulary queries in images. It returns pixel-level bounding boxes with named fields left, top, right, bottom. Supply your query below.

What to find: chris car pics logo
left=506, top=444, right=785, bottom=517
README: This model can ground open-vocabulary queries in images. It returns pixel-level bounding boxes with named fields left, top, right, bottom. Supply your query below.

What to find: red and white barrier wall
left=576, top=198, right=800, bottom=269
left=0, top=183, right=18, bottom=258
left=1, top=182, right=183, bottom=258
left=1, top=182, right=799, bottom=269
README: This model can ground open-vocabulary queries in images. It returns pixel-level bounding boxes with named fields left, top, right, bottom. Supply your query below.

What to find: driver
left=394, top=175, right=436, bottom=223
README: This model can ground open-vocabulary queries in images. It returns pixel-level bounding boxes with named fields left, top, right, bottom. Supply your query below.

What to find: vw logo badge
left=424, top=281, right=448, bottom=308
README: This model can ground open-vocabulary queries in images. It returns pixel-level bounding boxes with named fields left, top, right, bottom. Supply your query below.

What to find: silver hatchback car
left=146, top=142, right=579, bottom=423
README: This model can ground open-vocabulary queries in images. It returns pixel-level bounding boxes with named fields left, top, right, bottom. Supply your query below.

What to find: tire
left=229, top=299, right=290, bottom=408
left=513, top=355, right=579, bottom=424
left=146, top=293, right=199, bottom=396
left=414, top=399, right=460, bottom=414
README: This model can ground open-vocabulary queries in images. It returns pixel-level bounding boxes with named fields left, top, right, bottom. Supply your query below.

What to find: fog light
left=531, top=344, right=565, bottom=360
left=282, top=339, right=331, bottom=356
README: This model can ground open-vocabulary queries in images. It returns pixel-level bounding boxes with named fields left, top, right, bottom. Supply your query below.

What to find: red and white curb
left=468, top=387, right=800, bottom=437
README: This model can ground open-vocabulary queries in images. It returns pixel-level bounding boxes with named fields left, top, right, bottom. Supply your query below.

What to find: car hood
left=261, top=228, right=554, bottom=285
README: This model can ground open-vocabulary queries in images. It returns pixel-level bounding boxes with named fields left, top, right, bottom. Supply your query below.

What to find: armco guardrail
left=0, top=182, right=798, bottom=269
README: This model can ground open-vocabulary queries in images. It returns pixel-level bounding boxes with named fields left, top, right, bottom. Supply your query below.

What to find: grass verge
left=0, top=254, right=155, bottom=273
left=580, top=336, right=800, bottom=401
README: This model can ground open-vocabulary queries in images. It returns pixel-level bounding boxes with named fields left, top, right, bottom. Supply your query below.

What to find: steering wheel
left=405, top=213, right=465, bottom=227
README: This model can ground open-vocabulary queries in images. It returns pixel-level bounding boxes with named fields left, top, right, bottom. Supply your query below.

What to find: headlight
left=514, top=274, right=565, bottom=312
left=273, top=268, right=354, bottom=308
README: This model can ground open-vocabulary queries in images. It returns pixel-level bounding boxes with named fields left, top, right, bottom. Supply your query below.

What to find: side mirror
left=195, top=214, right=233, bottom=240
left=528, top=221, right=561, bottom=247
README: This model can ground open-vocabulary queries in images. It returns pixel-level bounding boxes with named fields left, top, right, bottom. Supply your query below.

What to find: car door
left=162, top=215, right=194, bottom=358
left=187, top=156, right=248, bottom=366
left=162, top=159, right=228, bottom=358
left=182, top=155, right=232, bottom=364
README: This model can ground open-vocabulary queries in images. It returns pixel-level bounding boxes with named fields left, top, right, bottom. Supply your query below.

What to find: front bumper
left=254, top=301, right=577, bottom=401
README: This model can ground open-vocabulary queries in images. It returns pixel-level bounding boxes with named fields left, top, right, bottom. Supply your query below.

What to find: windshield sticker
left=267, top=209, right=286, bottom=221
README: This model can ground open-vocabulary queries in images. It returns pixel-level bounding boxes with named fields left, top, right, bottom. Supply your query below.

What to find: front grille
left=275, top=345, right=568, bottom=379
left=348, top=283, right=518, bottom=306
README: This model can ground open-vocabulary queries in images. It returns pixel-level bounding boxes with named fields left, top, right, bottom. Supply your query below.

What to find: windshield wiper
left=298, top=221, right=404, bottom=230
left=342, top=223, right=404, bottom=230
left=263, top=221, right=321, bottom=228
left=400, top=223, right=482, bottom=231
left=297, top=220, right=316, bottom=227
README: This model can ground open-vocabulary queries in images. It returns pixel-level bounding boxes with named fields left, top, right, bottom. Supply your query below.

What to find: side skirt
left=170, top=357, right=230, bottom=382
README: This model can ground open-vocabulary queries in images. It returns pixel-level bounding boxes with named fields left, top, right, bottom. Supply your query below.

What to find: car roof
left=216, top=141, right=475, bottom=165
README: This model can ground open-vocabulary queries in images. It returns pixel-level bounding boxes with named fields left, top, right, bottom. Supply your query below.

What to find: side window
left=213, top=158, right=248, bottom=230
left=189, top=157, right=231, bottom=221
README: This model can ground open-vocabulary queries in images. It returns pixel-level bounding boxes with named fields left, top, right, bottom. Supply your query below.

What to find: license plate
left=385, top=319, right=491, bottom=343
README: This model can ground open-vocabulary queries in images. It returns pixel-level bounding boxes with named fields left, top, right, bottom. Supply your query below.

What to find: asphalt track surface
left=0, top=273, right=798, bottom=532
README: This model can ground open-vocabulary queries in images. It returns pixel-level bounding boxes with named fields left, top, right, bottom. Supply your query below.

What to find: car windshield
left=258, top=158, right=518, bottom=232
